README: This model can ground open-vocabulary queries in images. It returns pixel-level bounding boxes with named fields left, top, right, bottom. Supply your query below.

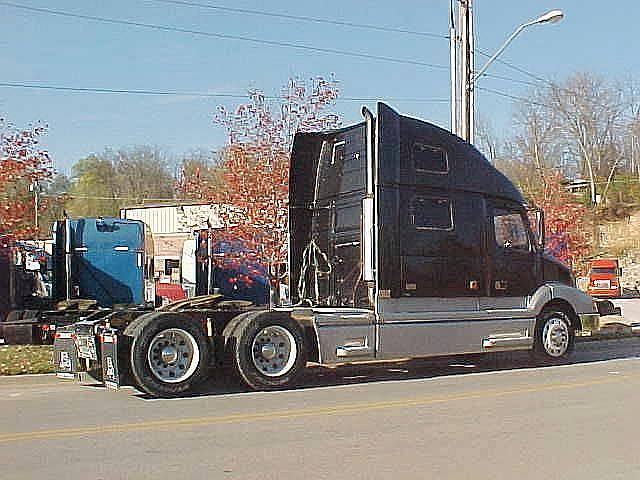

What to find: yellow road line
left=0, top=374, right=630, bottom=444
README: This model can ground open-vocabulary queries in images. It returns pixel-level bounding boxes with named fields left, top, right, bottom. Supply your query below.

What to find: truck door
left=72, top=219, right=145, bottom=307
left=482, top=199, right=537, bottom=308
left=400, top=190, right=485, bottom=299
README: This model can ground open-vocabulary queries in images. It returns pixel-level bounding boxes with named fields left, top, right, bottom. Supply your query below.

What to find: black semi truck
left=55, top=103, right=608, bottom=397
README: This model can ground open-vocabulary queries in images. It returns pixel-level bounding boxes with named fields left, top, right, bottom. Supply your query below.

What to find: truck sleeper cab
left=65, top=104, right=601, bottom=397
left=287, top=103, right=598, bottom=366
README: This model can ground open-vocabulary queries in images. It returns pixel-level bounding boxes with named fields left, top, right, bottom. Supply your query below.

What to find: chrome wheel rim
left=542, top=316, right=570, bottom=357
left=147, top=328, right=200, bottom=383
left=251, top=325, right=297, bottom=377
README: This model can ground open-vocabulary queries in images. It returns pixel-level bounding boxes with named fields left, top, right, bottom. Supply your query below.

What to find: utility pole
left=449, top=0, right=457, bottom=136
left=469, top=0, right=474, bottom=143
left=458, top=0, right=474, bottom=143
left=460, top=7, right=563, bottom=144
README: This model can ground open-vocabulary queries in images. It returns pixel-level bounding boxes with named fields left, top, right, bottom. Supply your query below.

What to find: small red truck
left=587, top=259, right=621, bottom=298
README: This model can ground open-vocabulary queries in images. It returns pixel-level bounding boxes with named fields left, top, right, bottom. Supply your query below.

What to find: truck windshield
left=591, top=267, right=616, bottom=275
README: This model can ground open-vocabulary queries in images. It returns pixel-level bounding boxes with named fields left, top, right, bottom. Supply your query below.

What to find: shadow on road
left=131, top=337, right=640, bottom=400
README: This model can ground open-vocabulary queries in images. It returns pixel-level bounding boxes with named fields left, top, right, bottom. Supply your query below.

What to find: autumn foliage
left=0, top=119, right=52, bottom=238
left=528, top=171, right=591, bottom=269
left=181, top=77, right=341, bottom=280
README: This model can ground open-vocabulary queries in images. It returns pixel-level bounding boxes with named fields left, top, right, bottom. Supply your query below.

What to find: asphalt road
left=1, top=338, right=639, bottom=480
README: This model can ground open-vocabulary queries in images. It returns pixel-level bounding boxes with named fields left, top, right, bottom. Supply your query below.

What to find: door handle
left=494, top=280, right=508, bottom=291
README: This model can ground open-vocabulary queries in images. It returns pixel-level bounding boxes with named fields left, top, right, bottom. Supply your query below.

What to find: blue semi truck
left=0, top=217, right=155, bottom=344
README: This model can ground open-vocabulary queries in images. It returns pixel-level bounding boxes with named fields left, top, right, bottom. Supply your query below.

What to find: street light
left=454, top=5, right=564, bottom=143
left=473, top=10, right=564, bottom=82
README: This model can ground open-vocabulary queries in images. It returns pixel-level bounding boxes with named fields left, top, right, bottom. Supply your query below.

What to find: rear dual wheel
left=232, top=315, right=307, bottom=391
left=130, top=313, right=210, bottom=397
left=130, top=312, right=307, bottom=395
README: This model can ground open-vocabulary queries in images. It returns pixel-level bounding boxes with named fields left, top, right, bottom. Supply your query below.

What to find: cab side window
left=493, top=209, right=529, bottom=250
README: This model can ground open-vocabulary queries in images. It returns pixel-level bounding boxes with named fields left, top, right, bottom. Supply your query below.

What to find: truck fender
left=548, top=283, right=597, bottom=315
left=122, top=311, right=160, bottom=337
left=528, top=284, right=596, bottom=316
left=527, top=283, right=597, bottom=331
left=222, top=309, right=319, bottom=363
left=222, top=311, right=257, bottom=354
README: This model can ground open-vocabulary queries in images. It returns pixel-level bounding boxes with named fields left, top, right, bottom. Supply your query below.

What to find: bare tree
left=474, top=116, right=500, bottom=163
left=622, top=79, right=640, bottom=179
left=489, top=87, right=563, bottom=199
left=547, top=73, right=626, bottom=206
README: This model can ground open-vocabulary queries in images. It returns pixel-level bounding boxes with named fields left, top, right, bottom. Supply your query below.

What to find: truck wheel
left=130, top=313, right=210, bottom=397
left=233, top=315, right=306, bottom=390
left=533, top=308, right=575, bottom=361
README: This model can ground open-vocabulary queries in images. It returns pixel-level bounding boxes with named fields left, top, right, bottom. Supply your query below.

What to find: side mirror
left=535, top=209, right=545, bottom=249
left=618, top=268, right=623, bottom=277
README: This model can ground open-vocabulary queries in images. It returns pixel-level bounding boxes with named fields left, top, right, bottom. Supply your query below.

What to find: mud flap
left=101, top=328, right=121, bottom=390
left=53, top=330, right=82, bottom=379
left=76, top=333, right=99, bottom=361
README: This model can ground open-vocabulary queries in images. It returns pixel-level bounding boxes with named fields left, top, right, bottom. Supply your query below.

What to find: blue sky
left=1, top=0, right=638, bottom=174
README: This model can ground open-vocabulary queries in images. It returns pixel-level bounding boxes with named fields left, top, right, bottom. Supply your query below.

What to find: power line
left=0, top=81, right=450, bottom=103
left=475, top=48, right=550, bottom=86
left=476, top=86, right=552, bottom=109
left=475, top=50, right=634, bottom=119
left=478, top=72, right=539, bottom=88
left=471, top=51, right=578, bottom=107
left=145, top=0, right=448, bottom=39
left=42, top=193, right=186, bottom=202
left=43, top=193, right=207, bottom=203
left=0, top=1, right=448, bottom=70
left=0, top=82, right=257, bottom=99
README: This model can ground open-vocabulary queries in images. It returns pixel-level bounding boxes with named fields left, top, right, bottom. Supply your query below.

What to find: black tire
left=232, top=314, right=306, bottom=391
left=130, top=313, right=210, bottom=397
left=533, top=307, right=575, bottom=361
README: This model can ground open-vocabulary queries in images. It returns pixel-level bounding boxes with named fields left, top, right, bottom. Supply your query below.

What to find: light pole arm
left=473, top=20, right=535, bottom=84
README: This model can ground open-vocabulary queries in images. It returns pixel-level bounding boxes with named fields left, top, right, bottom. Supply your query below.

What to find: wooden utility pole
left=449, top=0, right=457, bottom=135
left=458, top=0, right=474, bottom=143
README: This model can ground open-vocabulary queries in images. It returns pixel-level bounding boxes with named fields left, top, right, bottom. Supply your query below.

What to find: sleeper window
left=412, top=143, right=448, bottom=174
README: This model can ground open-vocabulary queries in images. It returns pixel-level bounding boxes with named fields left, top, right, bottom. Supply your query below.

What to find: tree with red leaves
left=0, top=119, right=52, bottom=238
left=181, top=77, right=341, bottom=293
left=528, top=171, right=591, bottom=270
